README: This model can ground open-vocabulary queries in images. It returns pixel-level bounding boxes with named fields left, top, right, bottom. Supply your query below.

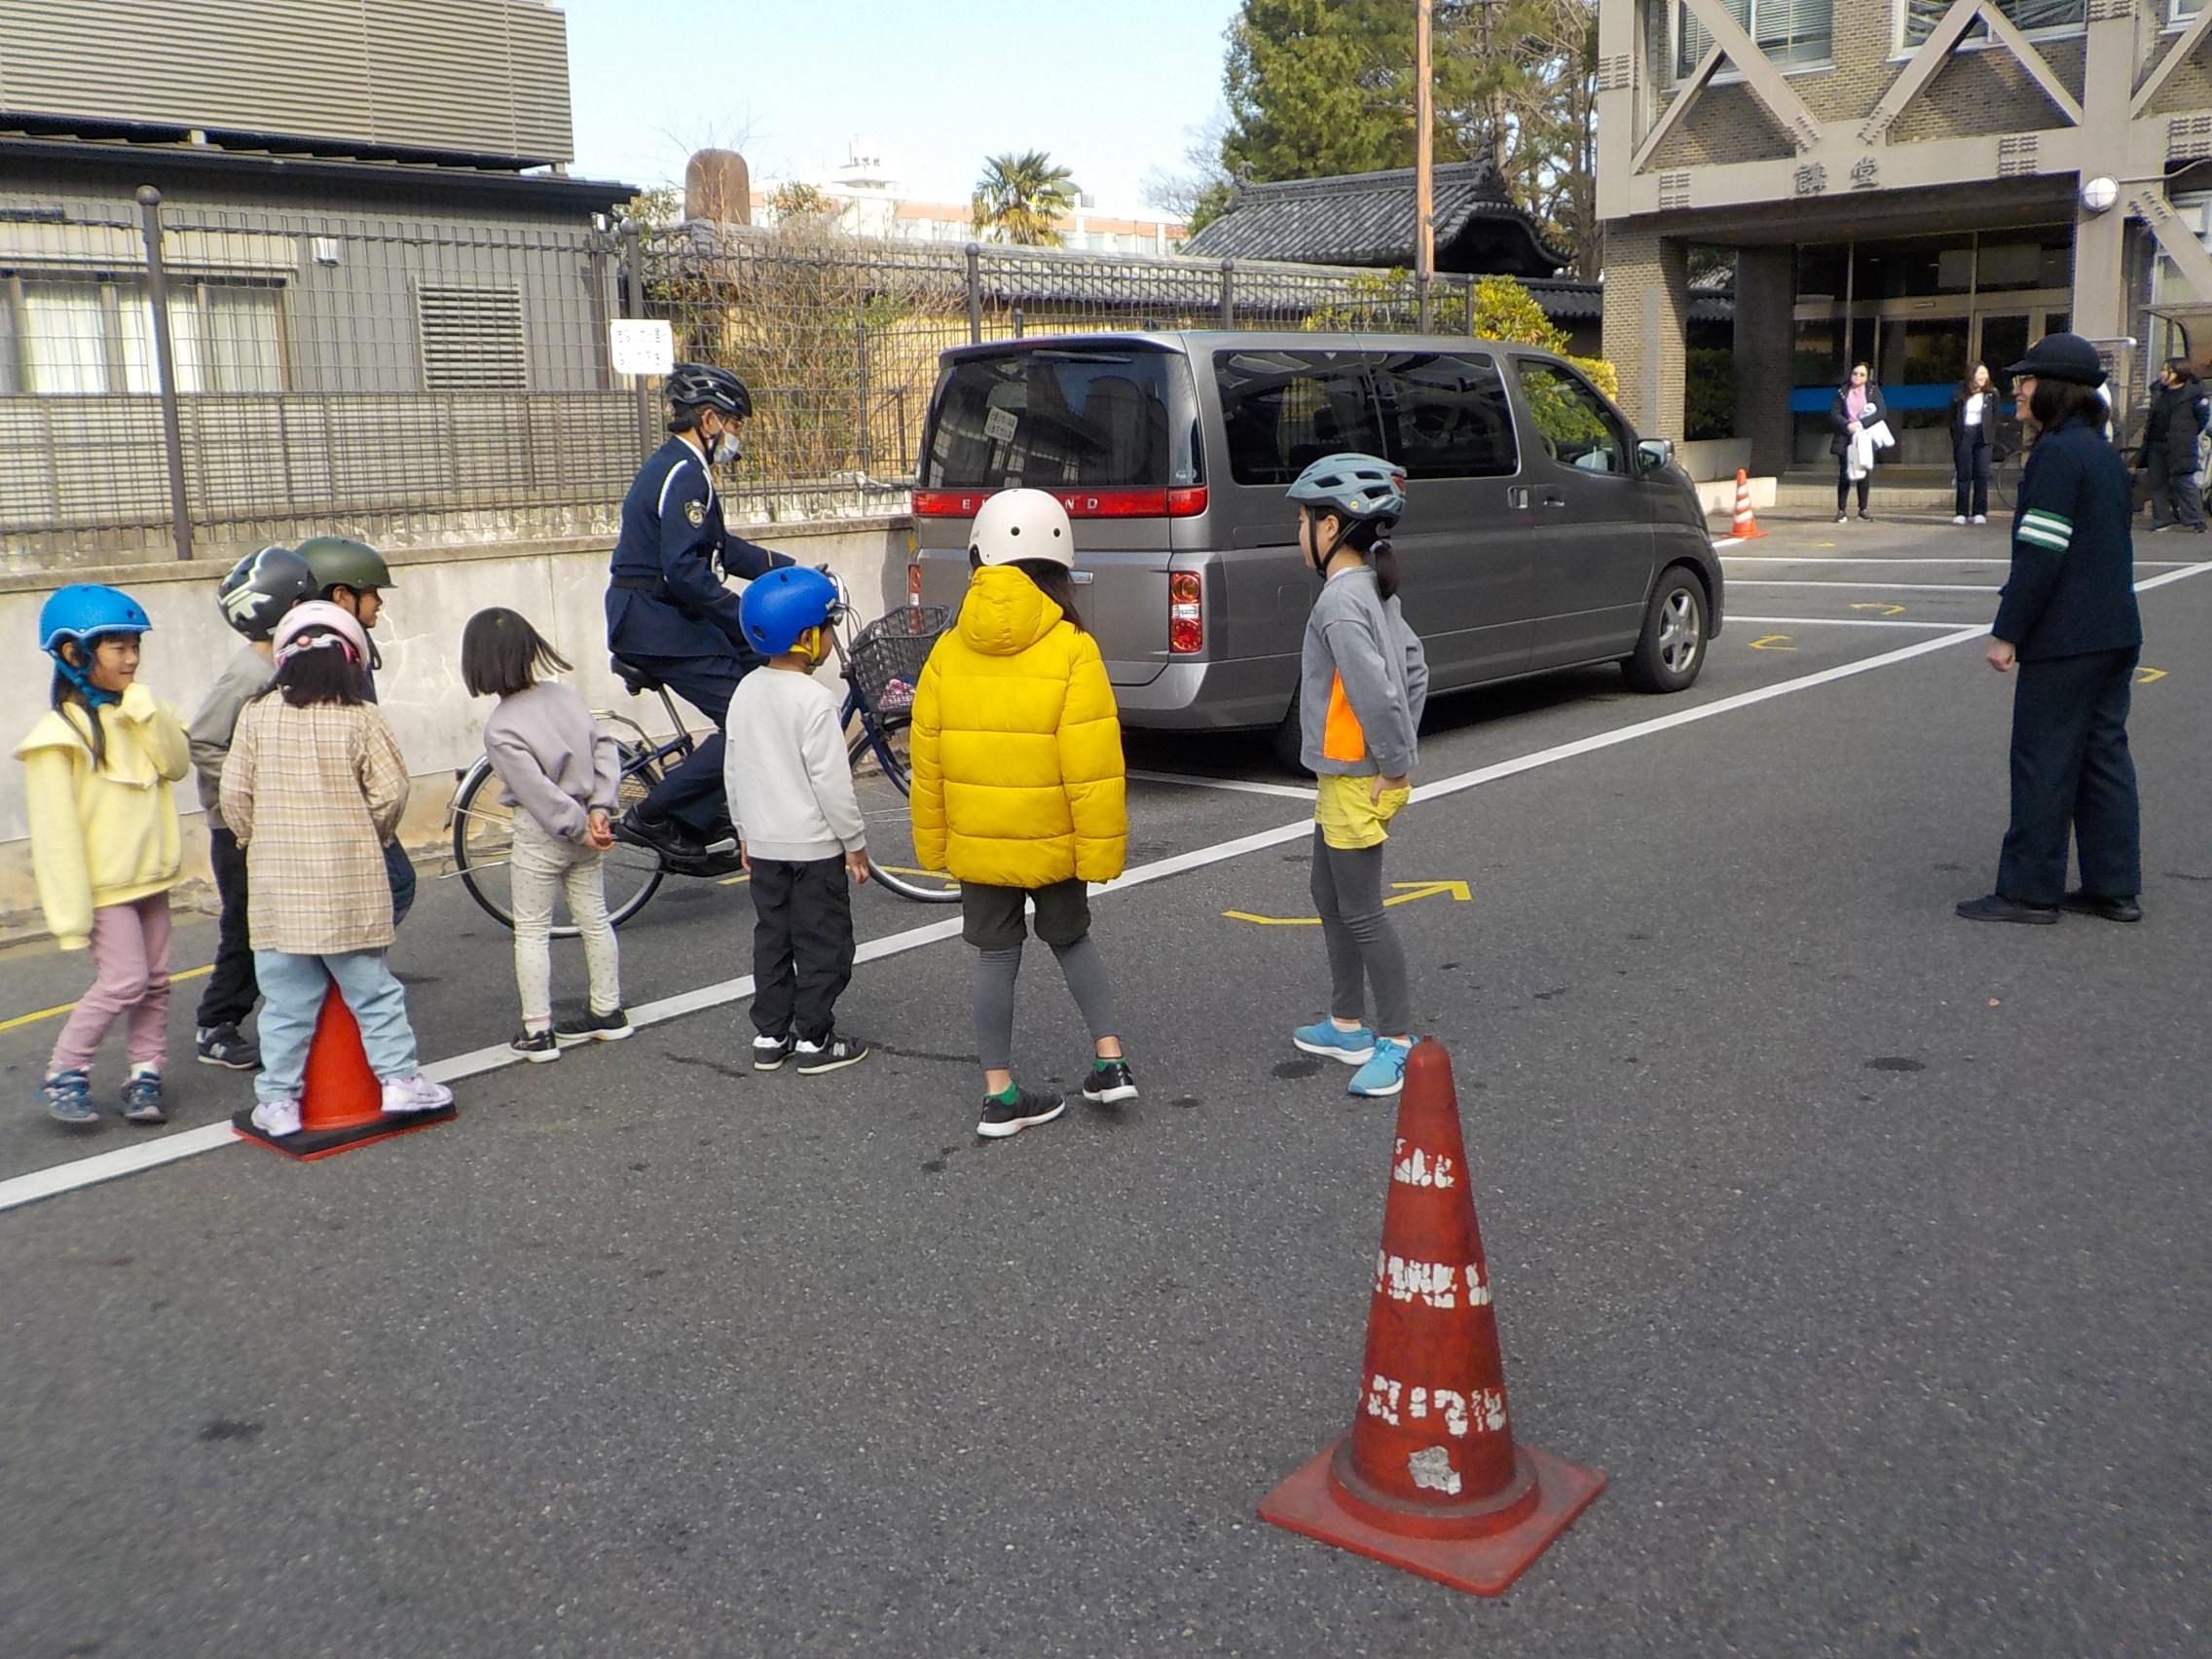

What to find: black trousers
left=2144, top=451, right=2205, bottom=531
left=1997, top=647, right=2142, bottom=906
left=195, top=823, right=258, bottom=1030
left=1834, top=458, right=1869, bottom=516
left=749, top=856, right=855, bottom=1044
left=1953, top=436, right=1990, bottom=518
left=618, top=653, right=747, bottom=837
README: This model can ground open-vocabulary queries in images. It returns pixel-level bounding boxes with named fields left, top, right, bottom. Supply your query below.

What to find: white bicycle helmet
left=970, top=488, right=1074, bottom=570
left=272, top=600, right=370, bottom=667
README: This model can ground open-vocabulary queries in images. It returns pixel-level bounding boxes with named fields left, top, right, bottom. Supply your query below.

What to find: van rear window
left=922, top=349, right=1196, bottom=489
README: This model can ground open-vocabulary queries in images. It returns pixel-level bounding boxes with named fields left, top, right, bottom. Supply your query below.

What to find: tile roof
left=1182, top=159, right=1569, bottom=277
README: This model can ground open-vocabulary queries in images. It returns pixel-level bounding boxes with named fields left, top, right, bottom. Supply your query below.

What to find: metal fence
left=2, top=187, right=1602, bottom=568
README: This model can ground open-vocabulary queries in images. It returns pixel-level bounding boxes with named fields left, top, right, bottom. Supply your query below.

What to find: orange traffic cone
left=1729, top=467, right=1767, bottom=540
left=233, top=977, right=456, bottom=1161
left=1260, top=1040, right=1604, bottom=1595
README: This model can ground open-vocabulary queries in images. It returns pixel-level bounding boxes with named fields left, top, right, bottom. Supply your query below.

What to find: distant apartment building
left=753, top=143, right=1188, bottom=255
left=1596, top=1, right=2212, bottom=469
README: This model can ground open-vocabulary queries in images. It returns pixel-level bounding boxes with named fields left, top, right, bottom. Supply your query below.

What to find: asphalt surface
left=2, top=513, right=2208, bottom=1657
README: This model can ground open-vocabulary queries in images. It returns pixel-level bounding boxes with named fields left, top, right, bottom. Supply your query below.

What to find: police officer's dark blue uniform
left=1958, top=335, right=2144, bottom=925
left=607, top=364, right=791, bottom=857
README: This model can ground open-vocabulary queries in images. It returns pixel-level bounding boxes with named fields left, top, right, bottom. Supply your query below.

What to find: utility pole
left=1416, top=0, right=1436, bottom=332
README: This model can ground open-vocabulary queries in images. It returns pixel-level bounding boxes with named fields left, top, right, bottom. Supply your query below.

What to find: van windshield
left=922, top=348, right=1199, bottom=490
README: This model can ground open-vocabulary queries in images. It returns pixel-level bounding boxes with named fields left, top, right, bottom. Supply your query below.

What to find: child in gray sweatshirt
left=1284, top=454, right=1430, bottom=1101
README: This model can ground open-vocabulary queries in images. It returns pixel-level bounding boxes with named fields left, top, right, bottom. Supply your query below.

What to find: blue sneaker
left=43, top=1069, right=96, bottom=1125
left=1293, top=1020, right=1376, bottom=1065
left=119, top=1067, right=167, bottom=1125
left=1347, top=1038, right=1413, bottom=1099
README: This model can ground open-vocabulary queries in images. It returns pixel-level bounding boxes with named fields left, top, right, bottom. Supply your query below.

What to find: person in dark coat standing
left=2136, top=357, right=2207, bottom=534
left=1827, top=363, right=1887, bottom=523
left=1949, top=362, right=1996, bottom=525
left=1957, top=334, right=2144, bottom=926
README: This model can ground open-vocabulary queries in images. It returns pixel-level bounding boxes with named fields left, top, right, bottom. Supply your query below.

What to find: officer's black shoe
left=1955, top=894, right=2060, bottom=925
left=2062, top=890, right=2143, bottom=923
left=613, top=807, right=705, bottom=863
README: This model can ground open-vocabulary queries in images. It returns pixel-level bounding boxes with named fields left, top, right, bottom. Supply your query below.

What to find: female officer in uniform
left=1957, top=333, right=2144, bottom=925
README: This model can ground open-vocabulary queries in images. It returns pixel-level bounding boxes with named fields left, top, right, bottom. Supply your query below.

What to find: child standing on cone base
left=461, top=608, right=630, bottom=1061
left=724, top=567, right=871, bottom=1076
left=909, top=489, right=1134, bottom=1139
left=1285, top=455, right=1431, bottom=1099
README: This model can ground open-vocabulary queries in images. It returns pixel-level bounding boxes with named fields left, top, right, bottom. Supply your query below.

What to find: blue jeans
left=252, top=949, right=421, bottom=1103
left=385, top=838, right=417, bottom=928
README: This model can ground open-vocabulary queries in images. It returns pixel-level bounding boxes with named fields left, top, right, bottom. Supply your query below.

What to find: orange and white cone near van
left=1259, top=1039, right=1604, bottom=1596
left=232, top=978, right=456, bottom=1161
left=1729, top=467, right=1766, bottom=541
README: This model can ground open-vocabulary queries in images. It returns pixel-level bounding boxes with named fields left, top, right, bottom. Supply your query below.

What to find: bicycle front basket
left=848, top=606, right=951, bottom=715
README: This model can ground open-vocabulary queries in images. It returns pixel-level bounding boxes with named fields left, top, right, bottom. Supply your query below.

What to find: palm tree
left=972, top=151, right=1079, bottom=246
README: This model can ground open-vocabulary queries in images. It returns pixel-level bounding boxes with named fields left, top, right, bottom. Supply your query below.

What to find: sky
left=561, top=0, right=1241, bottom=212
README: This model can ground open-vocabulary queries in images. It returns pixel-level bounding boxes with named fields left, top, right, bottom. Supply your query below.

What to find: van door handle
left=1541, top=492, right=1568, bottom=508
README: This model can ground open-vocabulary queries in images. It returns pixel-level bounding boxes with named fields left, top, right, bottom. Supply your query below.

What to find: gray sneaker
left=43, top=1070, right=96, bottom=1126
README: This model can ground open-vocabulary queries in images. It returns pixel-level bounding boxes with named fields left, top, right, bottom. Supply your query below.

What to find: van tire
left=1270, top=705, right=1309, bottom=775
left=1624, top=566, right=1708, bottom=693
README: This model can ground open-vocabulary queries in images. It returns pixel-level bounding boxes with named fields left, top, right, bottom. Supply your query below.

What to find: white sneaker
left=1951, top=515, right=1967, bottom=525
left=1972, top=514, right=1987, bottom=525
left=250, top=1097, right=302, bottom=1138
left=380, top=1073, right=454, bottom=1114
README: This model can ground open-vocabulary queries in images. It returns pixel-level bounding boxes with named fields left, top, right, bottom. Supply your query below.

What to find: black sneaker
left=754, top=1034, right=794, bottom=1071
left=612, top=808, right=706, bottom=863
left=554, top=1008, right=633, bottom=1046
left=1082, top=1058, right=1138, bottom=1105
left=196, top=1024, right=259, bottom=1070
left=977, top=1088, right=1066, bottom=1139
left=2061, top=890, right=2143, bottom=923
left=509, top=1028, right=561, bottom=1063
left=1955, top=894, right=2060, bottom=925
left=795, top=1035, right=870, bottom=1076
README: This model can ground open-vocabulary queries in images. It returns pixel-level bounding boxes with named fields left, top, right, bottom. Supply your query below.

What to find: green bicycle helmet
left=1286, top=452, right=1405, bottom=527
left=295, top=535, right=393, bottom=595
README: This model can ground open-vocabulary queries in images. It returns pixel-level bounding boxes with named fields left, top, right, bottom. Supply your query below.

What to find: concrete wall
left=0, top=517, right=912, bottom=940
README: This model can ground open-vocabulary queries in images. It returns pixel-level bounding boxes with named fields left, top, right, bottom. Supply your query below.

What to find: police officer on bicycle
left=607, top=363, right=794, bottom=865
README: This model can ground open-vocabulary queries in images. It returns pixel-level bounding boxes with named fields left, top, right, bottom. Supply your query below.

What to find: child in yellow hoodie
left=17, top=585, right=191, bottom=1126
left=910, top=489, right=1133, bottom=1140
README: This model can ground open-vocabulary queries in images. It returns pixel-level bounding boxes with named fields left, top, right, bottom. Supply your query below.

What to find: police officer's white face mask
left=705, top=416, right=742, bottom=468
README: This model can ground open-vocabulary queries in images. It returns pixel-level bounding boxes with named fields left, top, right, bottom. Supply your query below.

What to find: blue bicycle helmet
left=1285, top=452, right=1405, bottom=527
left=740, top=566, right=842, bottom=656
left=41, top=584, right=153, bottom=654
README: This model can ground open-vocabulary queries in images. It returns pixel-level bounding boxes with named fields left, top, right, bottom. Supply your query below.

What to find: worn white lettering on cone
left=1390, top=1139, right=1456, bottom=1189
left=1408, top=1446, right=1463, bottom=1495
left=1365, top=1375, right=1510, bottom=1438
left=1376, top=1251, right=1493, bottom=1309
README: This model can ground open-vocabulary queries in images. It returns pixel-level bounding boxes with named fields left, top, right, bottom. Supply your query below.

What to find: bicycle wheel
left=449, top=748, right=667, bottom=934
left=847, top=720, right=960, bottom=903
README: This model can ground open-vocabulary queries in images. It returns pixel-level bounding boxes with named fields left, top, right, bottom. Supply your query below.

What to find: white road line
left=1729, top=615, right=1971, bottom=631
left=1729, top=579, right=2003, bottom=593
left=11, top=556, right=2209, bottom=1218
left=1723, top=555, right=2193, bottom=569
left=1129, top=769, right=1312, bottom=800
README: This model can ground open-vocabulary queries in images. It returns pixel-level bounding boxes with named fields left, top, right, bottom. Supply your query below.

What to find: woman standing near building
left=1950, top=362, right=1996, bottom=526
left=2136, top=358, right=2207, bottom=534
left=1828, top=363, right=1889, bottom=524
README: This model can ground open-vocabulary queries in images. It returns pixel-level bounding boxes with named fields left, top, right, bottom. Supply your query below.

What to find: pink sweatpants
left=49, top=893, right=172, bottom=1076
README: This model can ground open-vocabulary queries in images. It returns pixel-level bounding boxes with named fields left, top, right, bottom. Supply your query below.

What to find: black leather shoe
left=2062, top=890, right=2143, bottom=923
left=1955, top=894, right=2060, bottom=925
left=612, top=808, right=705, bottom=862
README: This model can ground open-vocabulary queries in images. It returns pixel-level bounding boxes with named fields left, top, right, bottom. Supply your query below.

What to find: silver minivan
left=909, top=331, right=1722, bottom=761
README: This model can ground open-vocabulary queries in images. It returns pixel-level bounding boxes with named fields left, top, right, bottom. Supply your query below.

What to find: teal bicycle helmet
left=1285, top=453, right=1404, bottom=526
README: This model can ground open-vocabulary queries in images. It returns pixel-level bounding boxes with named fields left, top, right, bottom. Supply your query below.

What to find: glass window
left=1516, top=360, right=1631, bottom=477
left=1373, top=351, right=1518, bottom=479
left=922, top=346, right=1199, bottom=489
left=1211, top=350, right=1387, bottom=486
left=1881, top=318, right=1969, bottom=388
left=1793, top=317, right=1845, bottom=386
left=20, top=282, right=111, bottom=394
left=1677, top=0, right=1832, bottom=79
left=1795, top=244, right=1847, bottom=302
left=1903, top=0, right=2084, bottom=47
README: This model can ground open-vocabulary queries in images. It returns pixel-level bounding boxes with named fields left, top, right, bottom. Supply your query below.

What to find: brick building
left=1598, top=1, right=2212, bottom=469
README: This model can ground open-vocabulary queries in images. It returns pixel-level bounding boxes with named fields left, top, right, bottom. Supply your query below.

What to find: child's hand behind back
left=585, top=808, right=615, bottom=851
left=847, top=848, right=870, bottom=885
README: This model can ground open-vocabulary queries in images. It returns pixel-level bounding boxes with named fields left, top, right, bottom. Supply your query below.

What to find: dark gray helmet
left=2005, top=332, right=2106, bottom=388
left=217, top=544, right=318, bottom=640
left=295, top=535, right=393, bottom=595
left=667, top=362, right=753, bottom=419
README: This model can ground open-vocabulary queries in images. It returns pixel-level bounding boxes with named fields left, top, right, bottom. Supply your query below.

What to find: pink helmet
left=271, top=600, right=368, bottom=667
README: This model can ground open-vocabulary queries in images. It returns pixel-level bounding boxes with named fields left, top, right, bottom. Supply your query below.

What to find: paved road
left=2, top=515, right=2207, bottom=1656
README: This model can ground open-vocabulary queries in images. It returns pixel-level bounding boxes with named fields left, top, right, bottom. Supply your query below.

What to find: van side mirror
left=1636, top=438, right=1675, bottom=475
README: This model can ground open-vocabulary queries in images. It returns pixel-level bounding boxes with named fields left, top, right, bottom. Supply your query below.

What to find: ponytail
left=1340, top=518, right=1400, bottom=601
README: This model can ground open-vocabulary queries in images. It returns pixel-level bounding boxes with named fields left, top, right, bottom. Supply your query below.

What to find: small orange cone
left=233, top=977, right=456, bottom=1161
left=1259, top=1040, right=1604, bottom=1595
left=1729, top=467, right=1767, bottom=540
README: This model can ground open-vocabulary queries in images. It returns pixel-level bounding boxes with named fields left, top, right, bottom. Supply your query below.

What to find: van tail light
left=907, top=562, right=921, bottom=608
left=1055, top=487, right=1210, bottom=519
left=1168, top=571, right=1203, bottom=654
left=912, top=489, right=991, bottom=517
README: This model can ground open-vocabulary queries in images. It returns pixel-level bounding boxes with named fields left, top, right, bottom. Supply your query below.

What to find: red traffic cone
left=233, top=977, right=456, bottom=1161
left=1730, top=467, right=1767, bottom=540
left=1259, top=1040, right=1604, bottom=1595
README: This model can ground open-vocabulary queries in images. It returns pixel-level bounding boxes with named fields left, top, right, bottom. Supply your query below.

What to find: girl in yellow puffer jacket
left=910, top=489, right=1132, bottom=1139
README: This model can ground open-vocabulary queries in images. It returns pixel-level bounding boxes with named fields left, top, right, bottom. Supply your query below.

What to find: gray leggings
left=1310, top=828, right=1411, bottom=1037
left=974, top=937, right=1119, bottom=1072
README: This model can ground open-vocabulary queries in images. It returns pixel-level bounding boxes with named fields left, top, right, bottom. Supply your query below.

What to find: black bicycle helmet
left=216, top=544, right=318, bottom=641
left=666, top=362, right=753, bottom=419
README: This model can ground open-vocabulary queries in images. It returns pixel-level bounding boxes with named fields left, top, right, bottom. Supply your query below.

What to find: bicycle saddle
left=608, top=654, right=664, bottom=695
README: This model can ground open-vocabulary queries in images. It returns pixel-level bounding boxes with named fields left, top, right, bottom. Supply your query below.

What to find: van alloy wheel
left=1624, top=569, right=1707, bottom=693
left=1656, top=588, right=1702, bottom=677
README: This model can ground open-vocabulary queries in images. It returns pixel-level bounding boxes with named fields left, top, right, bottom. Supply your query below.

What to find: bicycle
left=445, top=590, right=960, bottom=934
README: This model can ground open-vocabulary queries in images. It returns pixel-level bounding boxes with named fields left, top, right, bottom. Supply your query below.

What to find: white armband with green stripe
left=2016, top=508, right=2073, bottom=554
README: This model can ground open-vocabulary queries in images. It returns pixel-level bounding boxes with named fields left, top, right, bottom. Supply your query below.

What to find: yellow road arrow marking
left=1851, top=603, right=1907, bottom=616
left=1749, top=634, right=1796, bottom=651
left=1225, top=880, right=1471, bottom=927
left=2135, top=665, right=2167, bottom=684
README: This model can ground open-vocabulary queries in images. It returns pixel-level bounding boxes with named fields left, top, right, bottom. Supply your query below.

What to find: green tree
left=1221, top=0, right=1466, bottom=181
left=972, top=151, right=1079, bottom=246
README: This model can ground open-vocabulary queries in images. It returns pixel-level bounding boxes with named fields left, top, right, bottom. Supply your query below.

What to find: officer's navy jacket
left=606, top=437, right=785, bottom=662
left=1998, top=418, right=2144, bottom=661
